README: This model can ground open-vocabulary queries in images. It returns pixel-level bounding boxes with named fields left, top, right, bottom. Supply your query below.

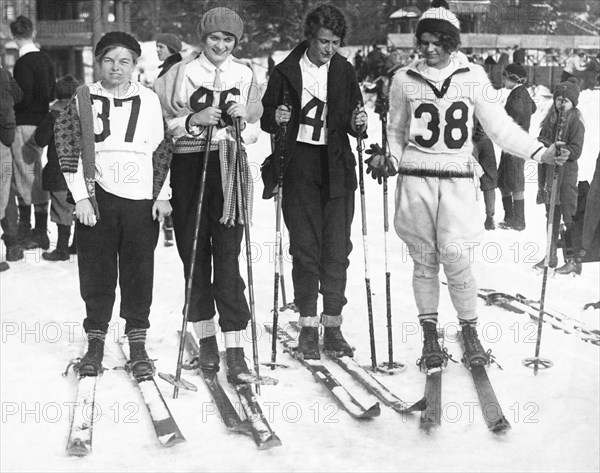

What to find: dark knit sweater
left=13, top=51, right=56, bottom=126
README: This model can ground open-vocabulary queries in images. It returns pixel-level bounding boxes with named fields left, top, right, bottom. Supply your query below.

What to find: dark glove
left=365, top=143, right=397, bottom=184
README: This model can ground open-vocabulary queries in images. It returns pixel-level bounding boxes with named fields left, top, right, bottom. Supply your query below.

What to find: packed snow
left=1, top=60, right=599, bottom=473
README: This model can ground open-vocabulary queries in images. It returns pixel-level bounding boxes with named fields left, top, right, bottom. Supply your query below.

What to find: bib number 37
left=414, top=101, right=468, bottom=149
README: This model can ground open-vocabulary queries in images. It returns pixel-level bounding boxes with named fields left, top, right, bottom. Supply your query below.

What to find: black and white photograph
left=0, top=0, right=599, bottom=471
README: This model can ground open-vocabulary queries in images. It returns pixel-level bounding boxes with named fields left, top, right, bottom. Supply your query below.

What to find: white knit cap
left=416, top=0, right=460, bottom=41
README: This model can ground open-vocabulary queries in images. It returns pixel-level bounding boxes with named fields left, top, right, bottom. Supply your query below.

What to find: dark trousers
left=170, top=151, right=250, bottom=333
left=282, top=143, right=354, bottom=318
left=78, top=186, right=158, bottom=334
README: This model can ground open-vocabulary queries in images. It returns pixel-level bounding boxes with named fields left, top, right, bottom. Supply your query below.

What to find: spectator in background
left=366, top=43, right=386, bottom=79
left=156, top=33, right=183, bottom=79
left=513, top=44, right=526, bottom=65
left=9, top=15, right=56, bottom=251
left=498, top=64, right=536, bottom=232
left=473, top=117, right=497, bottom=231
left=35, top=75, right=79, bottom=262
left=155, top=32, right=183, bottom=247
left=354, top=49, right=364, bottom=81
left=0, top=64, right=23, bottom=270
left=562, top=50, right=586, bottom=82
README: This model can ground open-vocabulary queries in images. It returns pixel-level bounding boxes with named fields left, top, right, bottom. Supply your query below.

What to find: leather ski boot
left=226, top=347, right=252, bottom=384
left=127, top=329, right=155, bottom=380
left=460, top=322, right=489, bottom=367
left=555, top=259, right=582, bottom=276
left=297, top=316, right=320, bottom=360
left=77, top=330, right=106, bottom=377
left=418, top=321, right=445, bottom=371
left=199, top=336, right=220, bottom=372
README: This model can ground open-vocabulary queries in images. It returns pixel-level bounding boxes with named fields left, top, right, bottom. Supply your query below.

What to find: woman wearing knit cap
left=497, top=63, right=536, bottom=231
left=56, top=31, right=172, bottom=379
left=535, top=77, right=585, bottom=275
left=156, top=32, right=183, bottom=79
left=154, top=7, right=263, bottom=384
left=155, top=32, right=183, bottom=248
left=366, top=0, right=569, bottom=370
left=261, top=4, right=367, bottom=360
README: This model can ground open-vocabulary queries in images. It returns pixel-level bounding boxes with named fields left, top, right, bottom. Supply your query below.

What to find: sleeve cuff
left=185, top=113, right=205, bottom=137
left=530, top=146, right=545, bottom=163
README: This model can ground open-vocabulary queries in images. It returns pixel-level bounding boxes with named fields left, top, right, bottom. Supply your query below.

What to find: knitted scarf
left=219, top=136, right=253, bottom=227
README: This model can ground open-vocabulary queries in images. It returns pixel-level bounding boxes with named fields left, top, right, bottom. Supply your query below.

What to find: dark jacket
left=0, top=67, right=23, bottom=146
left=13, top=50, right=56, bottom=126
left=261, top=41, right=363, bottom=199
left=157, top=53, right=182, bottom=79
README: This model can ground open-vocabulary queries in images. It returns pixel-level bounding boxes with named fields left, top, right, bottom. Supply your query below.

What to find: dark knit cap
left=198, top=7, right=243, bottom=42
left=554, top=77, right=580, bottom=107
left=95, top=31, right=141, bottom=58
left=503, top=63, right=527, bottom=83
left=55, top=74, right=80, bottom=100
left=156, top=33, right=182, bottom=54
left=416, top=0, right=460, bottom=43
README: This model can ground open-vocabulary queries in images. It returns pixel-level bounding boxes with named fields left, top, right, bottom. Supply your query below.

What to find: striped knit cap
left=416, top=0, right=460, bottom=42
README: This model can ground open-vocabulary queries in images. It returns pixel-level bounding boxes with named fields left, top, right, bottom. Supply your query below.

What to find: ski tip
left=160, top=432, right=186, bottom=447
left=361, top=402, right=381, bottom=418
left=66, top=440, right=91, bottom=457
left=257, top=433, right=283, bottom=450
left=490, top=418, right=512, bottom=434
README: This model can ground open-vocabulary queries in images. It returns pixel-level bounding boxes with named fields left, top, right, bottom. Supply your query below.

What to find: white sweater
left=388, top=57, right=545, bottom=177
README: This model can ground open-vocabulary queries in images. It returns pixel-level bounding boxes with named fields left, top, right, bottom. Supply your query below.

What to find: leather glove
left=365, top=143, right=398, bottom=184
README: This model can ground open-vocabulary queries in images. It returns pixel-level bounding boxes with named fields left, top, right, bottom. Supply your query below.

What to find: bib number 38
left=414, top=101, right=468, bottom=149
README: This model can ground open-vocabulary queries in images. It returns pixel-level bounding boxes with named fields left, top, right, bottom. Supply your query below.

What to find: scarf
left=219, top=136, right=253, bottom=227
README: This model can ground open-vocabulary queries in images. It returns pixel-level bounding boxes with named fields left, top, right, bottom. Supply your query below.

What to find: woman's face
left=307, top=28, right=341, bottom=67
left=156, top=43, right=170, bottom=61
left=418, top=32, right=451, bottom=69
left=99, top=47, right=136, bottom=87
left=204, top=31, right=236, bottom=66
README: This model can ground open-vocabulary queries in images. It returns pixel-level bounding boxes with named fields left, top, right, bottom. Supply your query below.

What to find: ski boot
left=418, top=321, right=446, bottom=372
left=484, top=216, right=495, bottom=231
left=555, top=259, right=582, bottom=276
left=42, top=249, right=69, bottom=262
left=460, top=322, right=489, bottom=368
left=24, top=228, right=50, bottom=250
left=0, top=262, right=8, bottom=272
left=198, top=336, right=220, bottom=372
left=297, top=316, right=320, bottom=360
left=225, top=347, right=252, bottom=384
left=323, top=327, right=354, bottom=357
left=533, top=255, right=558, bottom=271
left=77, top=330, right=106, bottom=377
left=127, top=329, right=155, bottom=380
left=1, top=234, right=23, bottom=262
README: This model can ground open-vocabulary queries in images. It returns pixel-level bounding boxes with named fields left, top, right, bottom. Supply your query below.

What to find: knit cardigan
left=54, top=84, right=172, bottom=219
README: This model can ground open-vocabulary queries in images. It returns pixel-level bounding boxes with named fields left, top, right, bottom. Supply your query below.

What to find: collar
left=300, top=49, right=331, bottom=72
left=197, top=52, right=232, bottom=73
left=19, top=42, right=39, bottom=57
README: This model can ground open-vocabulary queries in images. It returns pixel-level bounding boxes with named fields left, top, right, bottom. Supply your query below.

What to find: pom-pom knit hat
left=198, top=7, right=243, bottom=42
left=554, top=77, right=580, bottom=107
left=95, top=31, right=141, bottom=58
left=416, top=0, right=460, bottom=43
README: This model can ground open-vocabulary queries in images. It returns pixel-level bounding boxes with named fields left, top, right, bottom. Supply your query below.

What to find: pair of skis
left=65, top=340, right=185, bottom=457
left=266, top=322, right=425, bottom=419
left=180, top=331, right=281, bottom=449
left=479, top=288, right=600, bottom=346
left=420, top=329, right=511, bottom=434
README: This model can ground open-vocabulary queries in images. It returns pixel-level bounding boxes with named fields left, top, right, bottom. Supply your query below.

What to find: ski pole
left=233, top=117, right=261, bottom=393
left=524, top=84, right=568, bottom=375
left=270, top=91, right=291, bottom=369
left=377, top=99, right=403, bottom=373
left=355, top=101, right=377, bottom=370
left=168, top=126, right=214, bottom=399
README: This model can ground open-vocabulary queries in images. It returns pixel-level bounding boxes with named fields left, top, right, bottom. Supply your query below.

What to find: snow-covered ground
left=1, top=69, right=599, bottom=472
